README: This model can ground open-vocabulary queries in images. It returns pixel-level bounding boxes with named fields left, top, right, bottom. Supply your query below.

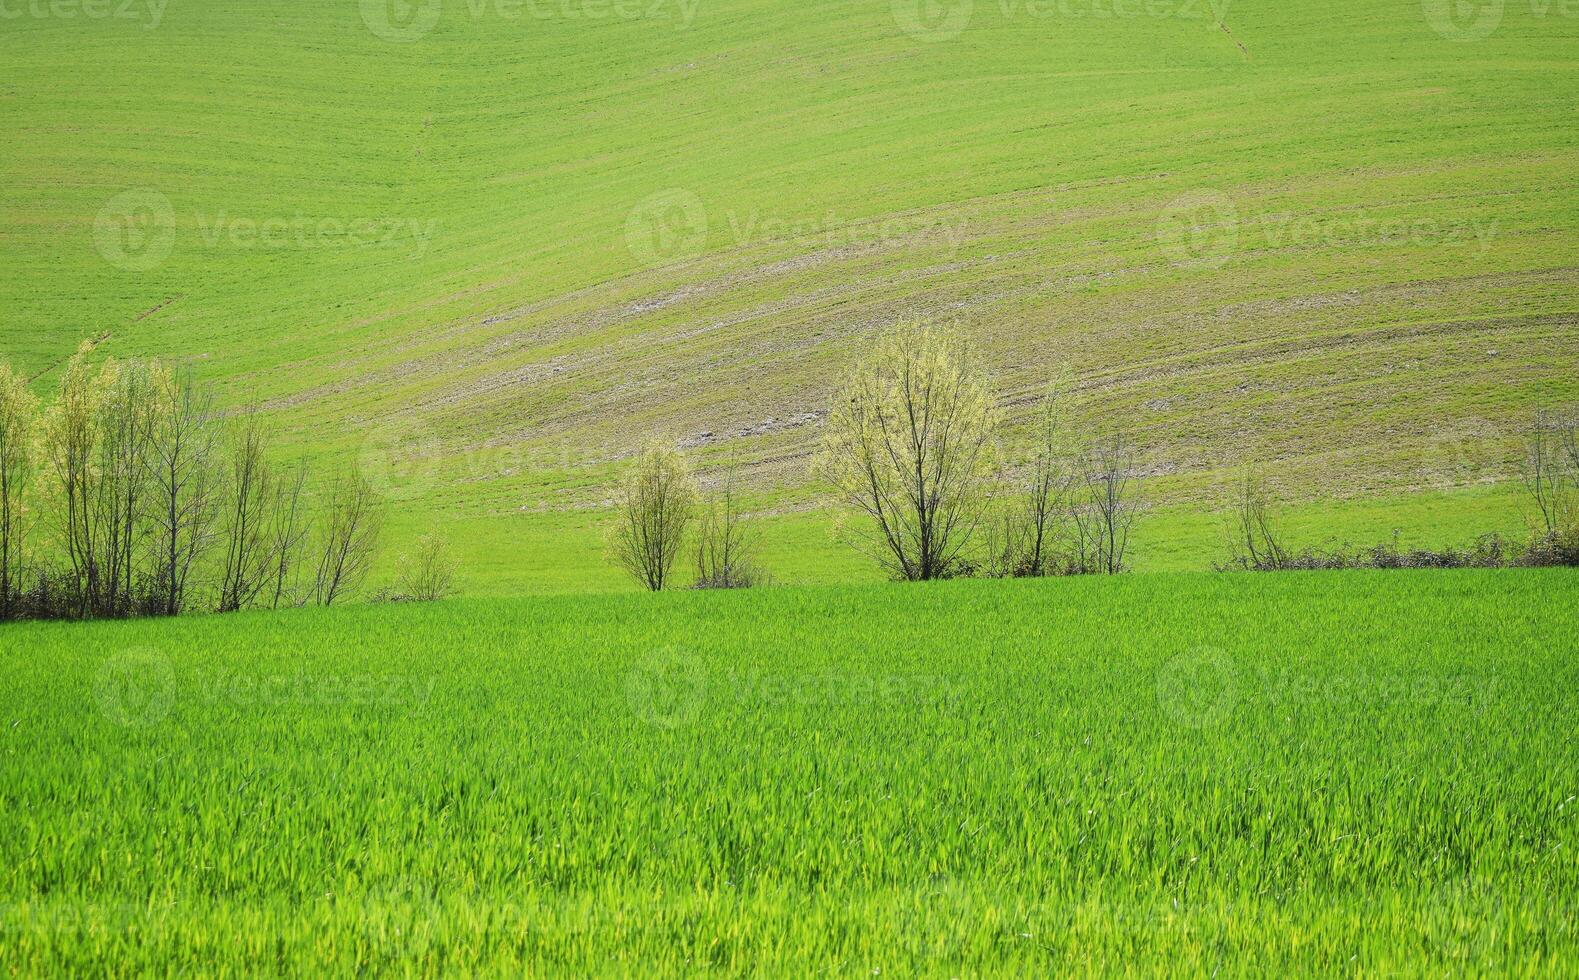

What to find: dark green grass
left=1, top=569, right=1574, bottom=972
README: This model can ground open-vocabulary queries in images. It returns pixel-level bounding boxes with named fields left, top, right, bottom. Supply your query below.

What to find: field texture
left=2, top=570, right=1575, bottom=972
left=3, top=0, right=1578, bottom=582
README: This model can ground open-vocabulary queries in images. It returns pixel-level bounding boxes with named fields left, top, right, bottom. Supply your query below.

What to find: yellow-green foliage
left=817, top=321, right=999, bottom=579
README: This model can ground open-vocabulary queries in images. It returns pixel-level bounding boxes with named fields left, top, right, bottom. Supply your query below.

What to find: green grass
left=2, top=570, right=1574, bottom=972
left=3, top=0, right=1577, bottom=587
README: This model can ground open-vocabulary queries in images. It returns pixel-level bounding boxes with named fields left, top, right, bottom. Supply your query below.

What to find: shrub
left=693, top=455, right=766, bottom=589
left=609, top=444, right=697, bottom=591
left=397, top=534, right=457, bottom=601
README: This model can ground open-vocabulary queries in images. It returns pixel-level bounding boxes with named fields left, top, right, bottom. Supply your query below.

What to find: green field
left=3, top=0, right=1577, bottom=583
left=2, top=571, right=1575, bottom=972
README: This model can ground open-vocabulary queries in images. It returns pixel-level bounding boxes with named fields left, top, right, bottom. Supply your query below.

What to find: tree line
left=0, top=343, right=423, bottom=622
left=608, top=318, right=1577, bottom=591
left=607, top=320, right=1146, bottom=590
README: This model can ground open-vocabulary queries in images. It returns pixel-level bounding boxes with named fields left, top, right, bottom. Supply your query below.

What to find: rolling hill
left=3, top=0, right=1577, bottom=589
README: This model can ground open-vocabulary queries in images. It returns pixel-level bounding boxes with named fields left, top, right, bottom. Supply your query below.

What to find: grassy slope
left=1, top=570, right=1574, bottom=972
left=2, top=0, right=1577, bottom=585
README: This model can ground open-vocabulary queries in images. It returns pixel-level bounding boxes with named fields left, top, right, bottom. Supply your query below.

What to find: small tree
left=0, top=363, right=39, bottom=619
left=694, top=453, right=764, bottom=589
left=1219, top=467, right=1289, bottom=572
left=1523, top=409, right=1575, bottom=535
left=609, top=444, right=697, bottom=591
left=147, top=367, right=221, bottom=616
left=397, top=534, right=456, bottom=601
left=1069, top=433, right=1140, bottom=575
left=266, top=464, right=311, bottom=609
left=815, top=320, right=999, bottom=581
left=313, top=471, right=384, bottom=607
left=987, top=377, right=1074, bottom=577
left=217, top=417, right=275, bottom=613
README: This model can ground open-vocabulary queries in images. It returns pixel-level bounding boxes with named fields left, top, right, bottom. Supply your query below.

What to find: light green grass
left=392, top=479, right=1536, bottom=595
left=2, top=0, right=1576, bottom=588
left=1, top=570, right=1574, bottom=972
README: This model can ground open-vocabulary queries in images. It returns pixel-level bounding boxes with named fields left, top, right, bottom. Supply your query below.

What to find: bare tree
left=815, top=320, right=999, bottom=581
left=146, top=368, right=221, bottom=616
left=266, top=463, right=311, bottom=609
left=1523, top=409, right=1575, bottom=535
left=694, top=453, right=765, bottom=589
left=97, top=361, right=161, bottom=614
left=314, top=471, right=384, bottom=607
left=1069, top=434, right=1140, bottom=575
left=217, top=417, right=275, bottom=613
left=1563, top=412, right=1579, bottom=473
left=988, top=378, right=1074, bottom=577
left=609, top=444, right=697, bottom=591
left=1219, top=467, right=1289, bottom=571
left=397, top=533, right=456, bottom=601
left=0, top=363, right=39, bottom=619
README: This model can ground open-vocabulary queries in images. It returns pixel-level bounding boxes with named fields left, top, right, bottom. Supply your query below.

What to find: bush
left=1517, top=526, right=1579, bottom=567
left=693, top=457, right=767, bottom=590
left=396, top=534, right=457, bottom=601
left=609, top=444, right=697, bottom=591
